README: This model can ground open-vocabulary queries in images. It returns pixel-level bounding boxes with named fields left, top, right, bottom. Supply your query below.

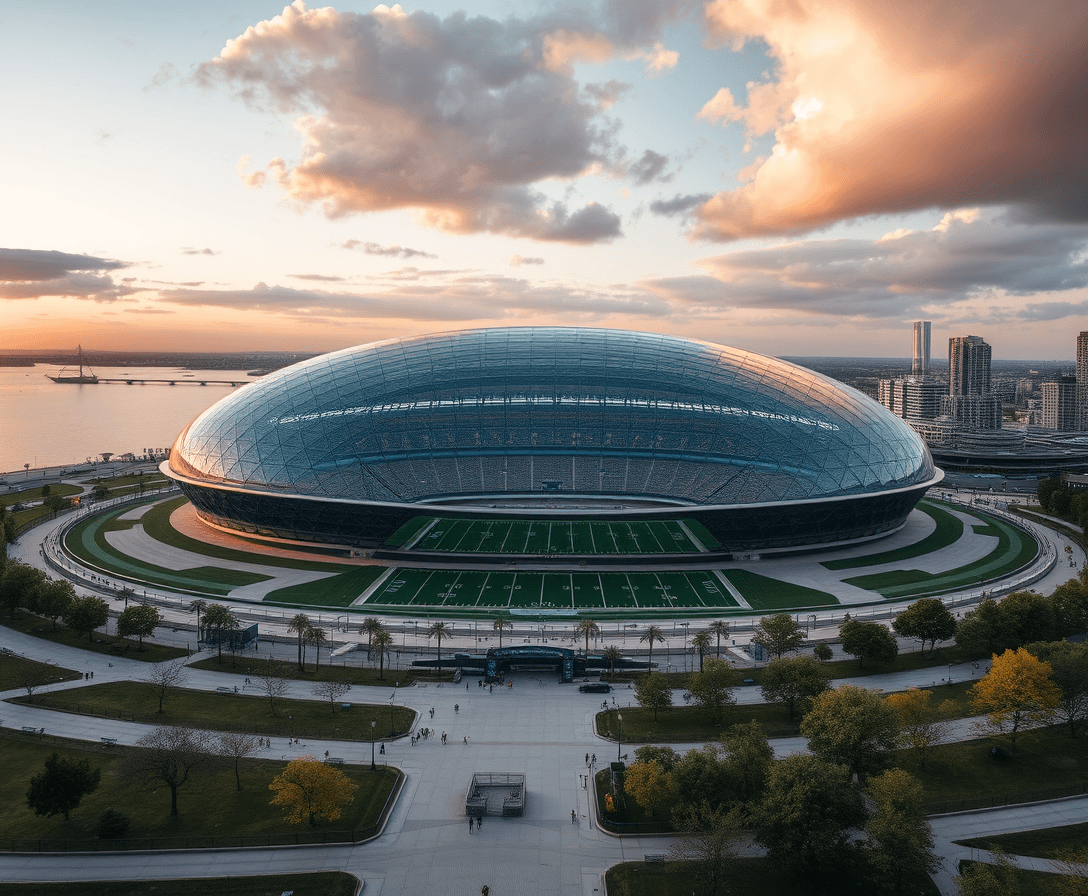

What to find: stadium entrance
left=413, top=644, right=650, bottom=682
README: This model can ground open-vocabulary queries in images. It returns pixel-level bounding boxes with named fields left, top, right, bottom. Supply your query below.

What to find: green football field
left=395, top=517, right=719, bottom=554
left=363, top=568, right=739, bottom=610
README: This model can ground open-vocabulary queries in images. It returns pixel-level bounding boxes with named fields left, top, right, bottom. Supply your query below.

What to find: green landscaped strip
left=1, top=483, right=83, bottom=506
left=139, top=497, right=350, bottom=571
left=683, top=518, right=720, bottom=549
left=956, top=821, right=1088, bottom=859
left=384, top=515, right=434, bottom=547
left=263, top=565, right=386, bottom=607
left=64, top=507, right=270, bottom=596
left=821, top=500, right=964, bottom=570
left=844, top=510, right=1039, bottom=598
left=0, top=874, right=360, bottom=896
left=722, top=569, right=839, bottom=610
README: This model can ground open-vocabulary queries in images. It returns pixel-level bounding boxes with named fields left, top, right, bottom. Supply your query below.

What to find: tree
left=1025, top=640, right=1088, bottom=738
left=25, top=752, right=101, bottom=821
left=92, top=483, right=109, bottom=502
left=269, top=756, right=357, bottom=826
left=360, top=616, right=383, bottom=660
left=576, top=618, right=600, bottom=655
left=813, top=642, right=833, bottom=662
left=372, top=629, right=394, bottom=679
left=893, top=598, right=957, bottom=654
left=427, top=620, right=450, bottom=671
left=289, top=612, right=311, bottom=671
left=863, top=769, right=939, bottom=894
left=17, top=659, right=55, bottom=697
left=884, top=688, right=956, bottom=769
left=841, top=620, right=898, bottom=668
left=801, top=684, right=899, bottom=775
left=305, top=624, right=327, bottom=670
left=36, top=579, right=74, bottom=630
left=202, top=603, right=238, bottom=663
left=117, top=604, right=161, bottom=649
left=955, top=599, right=1004, bottom=655
left=668, top=802, right=745, bottom=896
left=144, top=659, right=190, bottom=713
left=218, top=732, right=261, bottom=791
left=63, top=595, right=109, bottom=642
left=623, top=757, right=677, bottom=817
left=954, top=848, right=1021, bottom=896
left=312, top=679, right=351, bottom=712
left=970, top=648, right=1060, bottom=750
left=752, top=613, right=805, bottom=659
left=719, top=721, right=774, bottom=807
left=752, top=754, right=867, bottom=877
left=44, top=494, right=69, bottom=518
left=639, top=624, right=666, bottom=672
left=256, top=658, right=291, bottom=716
left=602, top=645, right=622, bottom=676
left=121, top=725, right=216, bottom=816
left=707, top=620, right=730, bottom=658
left=0, top=560, right=46, bottom=618
left=691, top=630, right=712, bottom=672
left=687, top=658, right=740, bottom=725
left=998, top=591, right=1057, bottom=649
left=760, top=655, right=830, bottom=720
left=1050, top=578, right=1088, bottom=637
left=492, top=616, right=512, bottom=648
left=634, top=672, right=673, bottom=720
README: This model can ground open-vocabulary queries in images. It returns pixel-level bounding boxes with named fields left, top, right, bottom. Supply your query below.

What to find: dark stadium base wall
left=176, top=478, right=936, bottom=556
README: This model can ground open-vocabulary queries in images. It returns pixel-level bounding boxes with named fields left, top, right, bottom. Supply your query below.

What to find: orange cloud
left=694, top=0, right=1088, bottom=239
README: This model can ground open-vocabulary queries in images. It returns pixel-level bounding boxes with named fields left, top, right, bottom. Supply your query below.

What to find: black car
left=579, top=682, right=611, bottom=693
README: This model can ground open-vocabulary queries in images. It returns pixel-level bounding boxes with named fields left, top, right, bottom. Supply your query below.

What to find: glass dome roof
left=169, top=327, right=935, bottom=507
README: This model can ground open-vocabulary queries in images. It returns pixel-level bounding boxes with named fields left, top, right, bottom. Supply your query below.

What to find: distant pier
left=83, top=378, right=249, bottom=387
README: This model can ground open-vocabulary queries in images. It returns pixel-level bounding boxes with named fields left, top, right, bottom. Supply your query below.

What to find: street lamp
left=389, top=686, right=398, bottom=736
left=948, top=664, right=953, bottom=686
left=370, top=720, right=377, bottom=770
left=616, top=712, right=623, bottom=762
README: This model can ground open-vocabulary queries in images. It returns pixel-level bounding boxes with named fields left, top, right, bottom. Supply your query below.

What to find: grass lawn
left=1, top=484, right=82, bottom=506
left=18, top=681, right=417, bottom=740
left=605, top=858, right=939, bottom=896
left=2, top=612, right=187, bottom=663
left=904, top=727, right=1088, bottom=812
left=822, top=500, right=964, bottom=570
left=0, top=873, right=358, bottom=896
left=264, top=565, right=386, bottom=607
left=597, top=702, right=802, bottom=742
left=957, top=860, right=1077, bottom=896
left=189, top=655, right=454, bottom=687
left=0, top=652, right=81, bottom=692
left=721, top=569, right=839, bottom=610
left=956, top=821, right=1088, bottom=859
left=0, top=731, right=399, bottom=848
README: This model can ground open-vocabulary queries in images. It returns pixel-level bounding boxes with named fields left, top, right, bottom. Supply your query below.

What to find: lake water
left=0, top=364, right=253, bottom=474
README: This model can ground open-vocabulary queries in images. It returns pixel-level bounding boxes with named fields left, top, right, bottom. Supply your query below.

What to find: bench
left=21, top=726, right=40, bottom=733
left=216, top=686, right=234, bottom=694
left=644, top=854, right=667, bottom=863
left=324, top=757, right=344, bottom=765
left=100, top=737, right=118, bottom=745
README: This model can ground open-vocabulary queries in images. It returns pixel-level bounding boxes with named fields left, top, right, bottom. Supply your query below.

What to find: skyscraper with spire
left=912, top=320, right=931, bottom=377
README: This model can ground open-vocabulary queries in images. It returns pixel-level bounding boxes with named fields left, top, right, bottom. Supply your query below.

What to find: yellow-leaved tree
left=623, top=760, right=677, bottom=818
left=269, top=756, right=358, bottom=826
left=970, top=648, right=1060, bottom=751
left=884, top=688, right=956, bottom=769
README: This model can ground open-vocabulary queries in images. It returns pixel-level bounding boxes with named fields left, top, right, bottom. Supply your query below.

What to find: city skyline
left=2, top=1, right=1086, bottom=358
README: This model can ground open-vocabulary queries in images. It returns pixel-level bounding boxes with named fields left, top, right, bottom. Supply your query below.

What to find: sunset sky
left=2, top=0, right=1086, bottom=359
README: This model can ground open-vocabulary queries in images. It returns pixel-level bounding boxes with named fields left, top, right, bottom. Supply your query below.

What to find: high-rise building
left=912, top=320, right=931, bottom=376
left=948, top=335, right=991, bottom=395
left=1041, top=377, right=1078, bottom=432
left=1077, top=331, right=1088, bottom=431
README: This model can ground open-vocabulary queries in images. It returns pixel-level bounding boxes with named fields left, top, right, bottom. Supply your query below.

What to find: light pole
left=948, top=663, right=953, bottom=686
left=616, top=712, right=622, bottom=762
left=370, top=720, right=377, bottom=770
left=389, top=686, right=397, bottom=736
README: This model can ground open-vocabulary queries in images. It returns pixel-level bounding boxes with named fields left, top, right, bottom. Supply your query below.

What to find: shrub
left=95, top=807, right=131, bottom=839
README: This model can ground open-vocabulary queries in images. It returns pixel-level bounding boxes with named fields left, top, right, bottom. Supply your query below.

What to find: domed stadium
left=163, top=328, right=941, bottom=553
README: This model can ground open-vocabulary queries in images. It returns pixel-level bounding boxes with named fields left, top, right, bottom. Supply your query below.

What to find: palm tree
left=306, top=624, right=327, bottom=670
left=492, top=616, right=513, bottom=648
left=639, top=625, right=666, bottom=673
left=428, top=621, right=450, bottom=672
left=202, top=603, right=237, bottom=664
left=373, top=629, right=394, bottom=680
left=360, top=616, right=383, bottom=660
left=708, top=620, right=730, bottom=658
left=576, top=618, right=601, bottom=656
left=603, top=645, right=622, bottom=676
left=289, top=613, right=311, bottom=671
left=691, top=630, right=712, bottom=673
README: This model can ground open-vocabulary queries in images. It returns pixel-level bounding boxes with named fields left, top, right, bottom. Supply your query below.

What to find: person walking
left=571, top=809, right=577, bottom=824
left=585, top=753, right=589, bottom=766
left=476, top=815, right=482, bottom=830
left=481, top=886, right=489, bottom=896
left=468, top=817, right=474, bottom=833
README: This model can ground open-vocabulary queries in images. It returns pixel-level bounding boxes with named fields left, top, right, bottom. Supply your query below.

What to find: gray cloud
left=196, top=2, right=661, bottom=243
left=511, top=255, right=545, bottom=267
left=649, top=193, right=713, bottom=217
left=0, top=248, right=134, bottom=302
left=629, top=149, right=672, bottom=185
left=290, top=273, right=346, bottom=282
left=341, top=240, right=438, bottom=260
left=650, top=212, right=1088, bottom=319
left=181, top=247, right=218, bottom=256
